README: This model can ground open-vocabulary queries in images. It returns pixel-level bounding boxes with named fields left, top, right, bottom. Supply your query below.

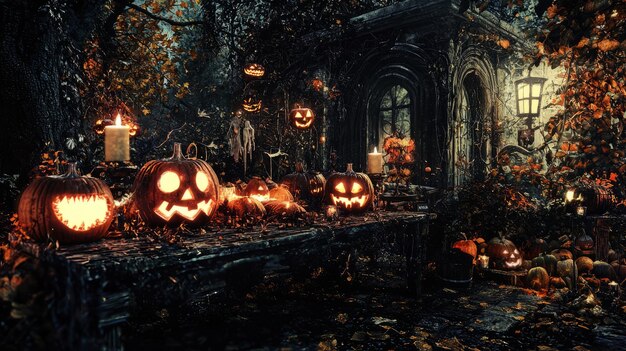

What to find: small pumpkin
left=550, top=276, right=567, bottom=289
left=18, top=163, right=115, bottom=244
left=486, top=237, right=522, bottom=270
left=551, top=248, right=573, bottom=261
left=575, top=256, right=594, bottom=274
left=324, top=163, right=374, bottom=213
left=269, top=185, right=294, bottom=202
left=244, top=177, right=270, bottom=202
left=452, top=233, right=478, bottom=260
left=592, top=261, right=617, bottom=281
left=556, top=259, right=578, bottom=289
left=527, top=267, right=549, bottom=291
left=264, top=200, right=306, bottom=220
left=132, top=143, right=220, bottom=226
left=280, top=162, right=326, bottom=205
left=226, top=197, right=266, bottom=223
left=532, top=254, right=558, bottom=276
left=289, top=106, right=315, bottom=129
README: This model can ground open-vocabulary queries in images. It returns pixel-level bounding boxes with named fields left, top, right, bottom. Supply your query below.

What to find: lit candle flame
left=115, top=113, right=122, bottom=126
left=374, top=146, right=378, bottom=153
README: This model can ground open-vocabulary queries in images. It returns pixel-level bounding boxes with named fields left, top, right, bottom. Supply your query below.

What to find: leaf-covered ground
left=124, top=254, right=626, bottom=351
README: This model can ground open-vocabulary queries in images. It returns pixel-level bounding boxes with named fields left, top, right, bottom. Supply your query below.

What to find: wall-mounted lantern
left=515, top=72, right=546, bottom=147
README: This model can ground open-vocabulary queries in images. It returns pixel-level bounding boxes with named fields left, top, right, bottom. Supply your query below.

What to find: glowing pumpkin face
left=486, top=237, right=522, bottom=270
left=18, top=163, right=115, bottom=244
left=243, top=177, right=270, bottom=202
left=243, top=96, right=262, bottom=113
left=133, top=143, right=220, bottom=226
left=324, top=163, right=374, bottom=213
left=289, top=107, right=315, bottom=129
left=243, top=63, right=265, bottom=78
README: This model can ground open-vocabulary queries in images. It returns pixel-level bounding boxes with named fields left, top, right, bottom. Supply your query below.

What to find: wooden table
left=17, top=211, right=432, bottom=351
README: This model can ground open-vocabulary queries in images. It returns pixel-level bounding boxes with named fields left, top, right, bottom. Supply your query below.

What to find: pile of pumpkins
left=17, top=143, right=377, bottom=244
left=451, top=235, right=626, bottom=291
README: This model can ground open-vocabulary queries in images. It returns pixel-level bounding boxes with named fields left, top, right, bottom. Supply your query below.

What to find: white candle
left=367, top=147, right=383, bottom=174
left=104, top=114, right=130, bottom=161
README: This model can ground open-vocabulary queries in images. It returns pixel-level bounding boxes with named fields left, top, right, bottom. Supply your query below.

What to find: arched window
left=377, top=85, right=412, bottom=148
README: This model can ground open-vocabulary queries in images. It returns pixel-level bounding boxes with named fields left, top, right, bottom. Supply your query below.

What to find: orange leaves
left=498, top=39, right=510, bottom=49
left=593, top=109, right=604, bottom=119
left=596, top=39, right=620, bottom=51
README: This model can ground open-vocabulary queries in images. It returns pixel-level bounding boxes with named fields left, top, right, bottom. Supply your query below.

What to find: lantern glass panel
left=532, top=83, right=542, bottom=97
left=531, top=99, right=539, bottom=114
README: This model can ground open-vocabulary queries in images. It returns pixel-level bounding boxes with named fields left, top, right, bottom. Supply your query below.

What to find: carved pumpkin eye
left=514, top=249, right=519, bottom=254
left=306, top=110, right=312, bottom=117
left=158, top=171, right=180, bottom=193
left=295, top=112, right=302, bottom=118
left=334, top=182, right=346, bottom=193
left=196, top=171, right=209, bottom=192
left=503, top=250, right=509, bottom=255
left=351, top=182, right=363, bottom=193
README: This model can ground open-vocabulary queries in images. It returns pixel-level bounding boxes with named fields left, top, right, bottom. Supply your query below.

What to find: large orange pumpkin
left=132, top=143, right=220, bottom=226
left=452, top=234, right=478, bottom=260
left=324, top=163, right=374, bottom=213
left=18, top=163, right=115, bottom=244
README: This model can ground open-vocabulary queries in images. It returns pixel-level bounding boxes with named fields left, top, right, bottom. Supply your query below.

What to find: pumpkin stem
left=346, top=163, right=354, bottom=173
left=64, top=163, right=81, bottom=178
left=170, top=142, right=184, bottom=160
left=295, top=162, right=305, bottom=173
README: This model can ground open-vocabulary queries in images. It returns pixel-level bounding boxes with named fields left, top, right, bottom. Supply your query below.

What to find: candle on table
left=478, top=255, right=489, bottom=269
left=104, top=114, right=130, bottom=162
left=367, top=147, right=383, bottom=174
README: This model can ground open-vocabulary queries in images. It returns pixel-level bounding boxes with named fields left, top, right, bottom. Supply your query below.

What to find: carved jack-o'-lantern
left=243, top=96, right=262, bottom=113
left=486, top=237, right=522, bottom=270
left=243, top=177, right=270, bottom=202
left=289, top=106, right=315, bottom=129
left=18, top=163, right=115, bottom=244
left=132, top=143, right=220, bottom=226
left=280, top=162, right=326, bottom=205
left=243, top=63, right=265, bottom=78
left=324, top=163, right=374, bottom=213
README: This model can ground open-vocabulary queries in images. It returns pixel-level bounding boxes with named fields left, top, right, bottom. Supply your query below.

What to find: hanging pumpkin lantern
left=18, top=163, right=115, bottom=244
left=132, top=143, right=220, bottom=226
left=243, top=63, right=265, bottom=78
left=324, top=163, right=374, bottom=213
left=264, top=200, right=306, bottom=220
left=486, top=237, right=522, bottom=270
left=243, top=177, right=270, bottom=202
left=226, top=196, right=266, bottom=224
left=451, top=233, right=478, bottom=260
left=280, top=162, right=326, bottom=205
left=289, top=105, right=315, bottom=129
left=243, top=96, right=262, bottom=113
left=269, top=185, right=294, bottom=202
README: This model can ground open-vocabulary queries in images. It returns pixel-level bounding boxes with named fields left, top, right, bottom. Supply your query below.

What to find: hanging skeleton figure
left=242, top=120, right=255, bottom=174
left=227, top=115, right=256, bottom=174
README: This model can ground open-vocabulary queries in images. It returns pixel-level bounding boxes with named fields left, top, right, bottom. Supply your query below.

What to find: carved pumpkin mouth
left=52, top=195, right=112, bottom=231
left=505, top=257, right=522, bottom=268
left=154, top=199, right=215, bottom=221
left=294, top=120, right=313, bottom=128
left=330, top=194, right=368, bottom=208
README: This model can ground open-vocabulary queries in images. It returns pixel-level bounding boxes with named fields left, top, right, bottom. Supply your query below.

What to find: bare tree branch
left=127, top=4, right=204, bottom=26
